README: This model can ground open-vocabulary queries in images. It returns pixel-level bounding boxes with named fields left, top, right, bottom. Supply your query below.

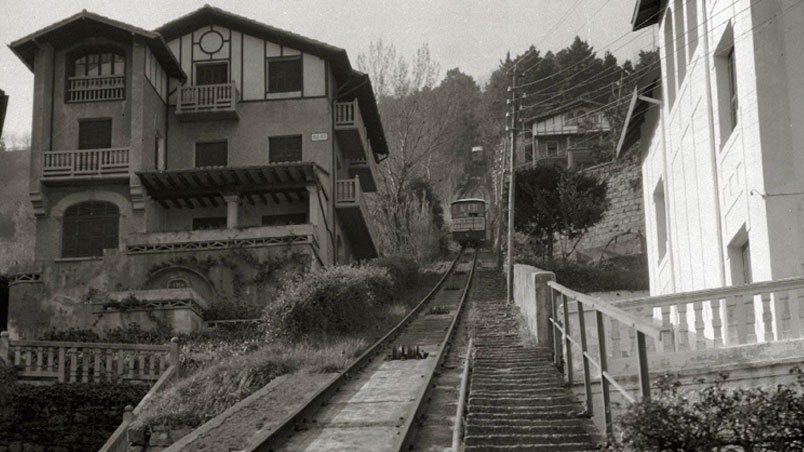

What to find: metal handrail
left=547, top=280, right=668, bottom=437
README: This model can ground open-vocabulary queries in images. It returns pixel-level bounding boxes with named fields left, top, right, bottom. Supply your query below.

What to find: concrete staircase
left=464, top=299, right=600, bottom=452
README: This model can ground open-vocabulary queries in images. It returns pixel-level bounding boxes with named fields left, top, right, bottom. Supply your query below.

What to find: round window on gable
left=199, top=30, right=224, bottom=55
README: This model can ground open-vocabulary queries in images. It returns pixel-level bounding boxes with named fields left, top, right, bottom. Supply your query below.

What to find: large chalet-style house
left=521, top=99, right=612, bottom=170
left=5, top=7, right=388, bottom=338
left=619, top=0, right=804, bottom=295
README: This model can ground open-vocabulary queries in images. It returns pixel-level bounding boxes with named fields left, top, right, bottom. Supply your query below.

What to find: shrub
left=261, top=265, right=394, bottom=340
left=203, top=301, right=263, bottom=321
left=518, top=257, right=648, bottom=292
left=607, top=370, right=804, bottom=451
left=368, top=255, right=419, bottom=291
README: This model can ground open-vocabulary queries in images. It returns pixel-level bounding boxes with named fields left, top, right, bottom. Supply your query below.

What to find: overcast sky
left=0, top=0, right=655, bottom=141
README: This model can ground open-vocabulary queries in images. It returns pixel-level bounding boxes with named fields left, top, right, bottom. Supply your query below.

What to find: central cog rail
left=243, top=248, right=479, bottom=452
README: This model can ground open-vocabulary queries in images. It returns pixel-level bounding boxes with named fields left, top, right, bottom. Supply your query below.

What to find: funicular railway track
left=243, top=248, right=479, bottom=452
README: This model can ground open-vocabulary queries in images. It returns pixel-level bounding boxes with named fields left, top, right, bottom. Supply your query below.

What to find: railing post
left=169, top=337, right=179, bottom=369
left=550, top=288, right=562, bottom=368
left=562, top=294, right=573, bottom=387
left=636, top=331, right=651, bottom=401
left=576, top=301, right=593, bottom=415
left=0, top=331, right=9, bottom=365
left=595, top=311, right=613, bottom=437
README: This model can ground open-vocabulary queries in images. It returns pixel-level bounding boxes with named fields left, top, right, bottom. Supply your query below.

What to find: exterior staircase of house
left=464, top=297, right=600, bottom=452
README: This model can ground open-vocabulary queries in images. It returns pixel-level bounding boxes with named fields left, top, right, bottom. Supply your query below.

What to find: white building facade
left=622, top=0, right=804, bottom=295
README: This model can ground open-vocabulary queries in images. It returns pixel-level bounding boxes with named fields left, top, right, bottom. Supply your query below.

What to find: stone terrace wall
left=0, top=150, right=34, bottom=274
left=571, top=154, right=644, bottom=261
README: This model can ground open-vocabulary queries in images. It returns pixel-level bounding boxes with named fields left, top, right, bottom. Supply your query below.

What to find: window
left=653, top=180, right=668, bottom=260
left=262, top=213, right=308, bottom=226
left=72, top=51, right=125, bottom=77
left=687, top=0, right=699, bottom=59
left=266, top=58, right=302, bottom=93
left=195, top=62, right=228, bottom=86
left=62, top=201, right=119, bottom=258
left=545, top=141, right=559, bottom=157
left=674, top=0, right=687, bottom=85
left=715, top=25, right=737, bottom=146
left=269, top=135, right=303, bottom=163
left=192, top=217, right=227, bottom=230
left=664, top=11, right=677, bottom=107
left=195, top=141, right=227, bottom=167
left=727, top=48, right=738, bottom=130
left=78, top=119, right=112, bottom=150
left=167, top=278, right=189, bottom=289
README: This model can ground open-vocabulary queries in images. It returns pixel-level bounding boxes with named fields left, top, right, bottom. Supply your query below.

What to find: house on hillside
left=620, top=0, right=804, bottom=295
left=520, top=99, right=612, bottom=170
left=4, top=6, right=388, bottom=339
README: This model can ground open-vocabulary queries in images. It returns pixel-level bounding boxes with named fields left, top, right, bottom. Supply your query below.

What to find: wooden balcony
left=176, top=82, right=239, bottom=121
left=334, top=100, right=369, bottom=160
left=41, top=148, right=129, bottom=184
left=336, top=177, right=378, bottom=260
left=67, top=75, right=125, bottom=103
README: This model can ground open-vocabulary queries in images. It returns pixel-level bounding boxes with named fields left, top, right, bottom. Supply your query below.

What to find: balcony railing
left=42, top=148, right=129, bottom=180
left=67, top=75, right=125, bottom=102
left=126, top=224, right=316, bottom=255
left=336, top=176, right=363, bottom=205
left=334, top=100, right=369, bottom=160
left=334, top=100, right=362, bottom=127
left=176, top=82, right=239, bottom=116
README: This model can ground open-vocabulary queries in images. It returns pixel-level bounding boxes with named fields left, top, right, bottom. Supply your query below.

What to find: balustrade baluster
left=791, top=288, right=803, bottom=339
left=761, top=291, right=775, bottom=342
left=774, top=290, right=791, bottom=340
left=677, top=303, right=690, bottom=350
left=24, top=348, right=32, bottom=373
left=81, top=349, right=90, bottom=383
left=117, top=350, right=125, bottom=382
left=711, top=298, right=724, bottom=347
left=150, top=352, right=158, bottom=378
left=58, top=347, right=66, bottom=383
left=694, top=301, right=706, bottom=350
left=35, top=347, right=43, bottom=374
left=138, top=353, right=146, bottom=380
left=47, top=348, right=54, bottom=376
left=69, top=348, right=78, bottom=383
left=733, top=293, right=748, bottom=344
left=106, top=349, right=114, bottom=382
left=93, top=349, right=102, bottom=382
left=660, top=305, right=676, bottom=353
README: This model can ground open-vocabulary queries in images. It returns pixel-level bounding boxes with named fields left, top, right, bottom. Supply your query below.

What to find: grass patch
left=132, top=262, right=445, bottom=432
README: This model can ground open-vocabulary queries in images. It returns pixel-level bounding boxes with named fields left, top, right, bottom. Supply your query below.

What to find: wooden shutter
left=196, top=62, right=228, bottom=86
left=62, top=201, right=119, bottom=258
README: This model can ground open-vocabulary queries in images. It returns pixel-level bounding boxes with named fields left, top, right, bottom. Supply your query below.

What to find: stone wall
left=569, top=153, right=645, bottom=261
left=0, top=382, right=147, bottom=452
left=0, top=150, right=34, bottom=274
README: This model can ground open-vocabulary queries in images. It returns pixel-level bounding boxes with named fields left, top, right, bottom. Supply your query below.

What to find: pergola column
left=223, top=194, right=240, bottom=229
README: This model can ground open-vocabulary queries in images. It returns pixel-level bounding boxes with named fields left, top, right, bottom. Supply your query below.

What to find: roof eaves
left=631, top=0, right=666, bottom=31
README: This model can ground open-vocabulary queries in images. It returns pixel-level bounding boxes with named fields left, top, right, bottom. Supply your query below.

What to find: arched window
left=62, top=201, right=119, bottom=258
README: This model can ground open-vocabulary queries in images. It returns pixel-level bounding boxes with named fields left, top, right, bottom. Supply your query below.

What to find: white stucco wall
left=641, top=0, right=804, bottom=295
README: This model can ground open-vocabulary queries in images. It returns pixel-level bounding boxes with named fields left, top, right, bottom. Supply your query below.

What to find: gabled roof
left=156, top=5, right=388, bottom=159
left=631, top=0, right=667, bottom=31
left=616, top=67, right=662, bottom=158
left=8, top=10, right=185, bottom=81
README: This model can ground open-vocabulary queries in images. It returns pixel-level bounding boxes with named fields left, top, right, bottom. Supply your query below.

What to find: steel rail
left=244, top=248, right=470, bottom=452
left=397, top=248, right=478, bottom=451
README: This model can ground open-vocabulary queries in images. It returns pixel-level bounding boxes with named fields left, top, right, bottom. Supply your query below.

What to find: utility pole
left=506, top=62, right=519, bottom=304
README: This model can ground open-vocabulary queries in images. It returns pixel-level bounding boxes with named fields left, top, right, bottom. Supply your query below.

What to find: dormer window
left=68, top=49, right=125, bottom=103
